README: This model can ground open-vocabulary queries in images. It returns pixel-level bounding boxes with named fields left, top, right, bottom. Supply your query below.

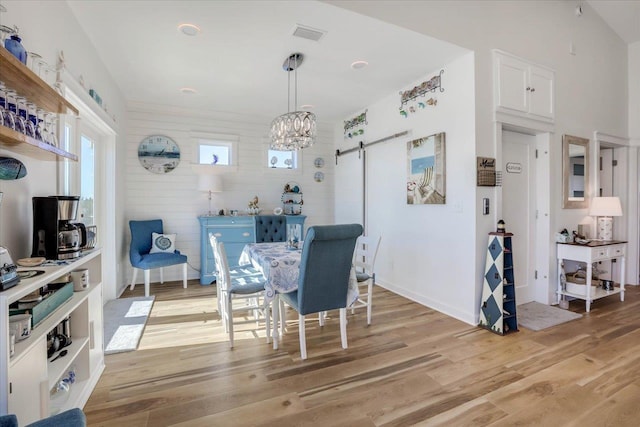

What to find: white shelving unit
left=0, top=249, right=103, bottom=425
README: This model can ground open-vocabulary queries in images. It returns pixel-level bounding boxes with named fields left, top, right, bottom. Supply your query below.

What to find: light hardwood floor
left=84, top=281, right=640, bottom=426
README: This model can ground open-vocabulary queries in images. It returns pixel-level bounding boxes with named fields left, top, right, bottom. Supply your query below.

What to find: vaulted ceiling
left=67, top=0, right=467, bottom=124
left=67, top=1, right=638, bottom=126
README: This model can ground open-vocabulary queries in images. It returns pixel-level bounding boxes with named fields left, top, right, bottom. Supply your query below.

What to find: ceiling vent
left=292, top=24, right=326, bottom=42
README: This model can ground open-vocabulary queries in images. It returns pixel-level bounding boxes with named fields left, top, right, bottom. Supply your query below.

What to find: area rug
left=103, top=296, right=155, bottom=354
left=517, top=301, right=582, bottom=331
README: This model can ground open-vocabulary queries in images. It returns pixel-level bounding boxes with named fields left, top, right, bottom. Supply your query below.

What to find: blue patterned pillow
left=150, top=232, right=176, bottom=254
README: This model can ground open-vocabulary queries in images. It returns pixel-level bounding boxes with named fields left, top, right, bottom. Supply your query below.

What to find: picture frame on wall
left=407, top=132, right=446, bottom=205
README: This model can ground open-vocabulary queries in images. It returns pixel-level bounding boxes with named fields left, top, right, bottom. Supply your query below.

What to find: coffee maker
left=32, top=196, right=86, bottom=260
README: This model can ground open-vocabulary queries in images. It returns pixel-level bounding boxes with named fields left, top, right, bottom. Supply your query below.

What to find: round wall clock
left=138, top=135, right=181, bottom=174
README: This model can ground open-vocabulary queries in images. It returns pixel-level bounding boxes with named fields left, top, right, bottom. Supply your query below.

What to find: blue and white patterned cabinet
left=198, top=215, right=306, bottom=285
left=479, top=232, right=518, bottom=335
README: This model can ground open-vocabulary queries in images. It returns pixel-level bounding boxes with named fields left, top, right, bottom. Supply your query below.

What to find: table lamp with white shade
left=198, top=174, right=223, bottom=215
left=589, top=196, right=622, bottom=241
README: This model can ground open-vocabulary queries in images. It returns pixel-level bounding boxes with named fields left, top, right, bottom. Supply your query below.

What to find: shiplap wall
left=122, top=103, right=335, bottom=293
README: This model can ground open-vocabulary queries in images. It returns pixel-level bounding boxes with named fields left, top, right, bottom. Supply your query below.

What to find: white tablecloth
left=239, top=242, right=358, bottom=306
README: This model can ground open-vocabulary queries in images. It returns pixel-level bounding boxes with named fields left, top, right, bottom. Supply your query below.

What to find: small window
left=268, top=149, right=297, bottom=169
left=199, top=143, right=231, bottom=165
left=192, top=132, right=238, bottom=166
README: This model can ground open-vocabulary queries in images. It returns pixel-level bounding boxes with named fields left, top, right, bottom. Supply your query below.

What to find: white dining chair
left=212, top=240, right=270, bottom=348
left=350, top=235, right=381, bottom=325
left=209, top=234, right=263, bottom=318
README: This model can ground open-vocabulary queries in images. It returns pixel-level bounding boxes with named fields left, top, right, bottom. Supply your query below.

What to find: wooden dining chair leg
left=299, top=313, right=307, bottom=360
left=340, top=308, right=348, bottom=349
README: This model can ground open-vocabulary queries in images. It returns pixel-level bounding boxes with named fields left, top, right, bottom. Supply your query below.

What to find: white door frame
left=496, top=122, right=552, bottom=304
left=593, top=131, right=637, bottom=285
left=62, top=79, right=118, bottom=302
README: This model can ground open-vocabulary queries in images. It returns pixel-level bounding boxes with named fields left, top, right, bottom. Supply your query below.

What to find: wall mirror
left=562, top=134, right=589, bottom=209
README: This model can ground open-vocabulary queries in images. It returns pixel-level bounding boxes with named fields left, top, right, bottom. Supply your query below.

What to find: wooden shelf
left=0, top=126, right=77, bottom=161
left=0, top=48, right=78, bottom=115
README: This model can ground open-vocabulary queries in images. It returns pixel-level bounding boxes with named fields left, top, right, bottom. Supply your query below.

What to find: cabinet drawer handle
left=214, top=233, right=222, bottom=237
left=242, top=232, right=250, bottom=237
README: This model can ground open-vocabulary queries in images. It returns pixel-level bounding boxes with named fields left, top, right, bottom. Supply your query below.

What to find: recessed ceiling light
left=178, top=23, right=200, bottom=36
left=180, top=87, right=197, bottom=94
left=351, top=60, right=369, bottom=70
left=300, top=104, right=314, bottom=110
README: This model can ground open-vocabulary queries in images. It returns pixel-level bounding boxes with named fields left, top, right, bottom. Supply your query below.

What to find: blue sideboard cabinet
left=199, top=215, right=306, bottom=284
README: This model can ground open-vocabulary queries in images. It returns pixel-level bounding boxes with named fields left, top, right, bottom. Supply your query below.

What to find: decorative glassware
left=16, top=96, right=34, bottom=137
left=286, top=224, right=301, bottom=249
left=0, top=82, right=14, bottom=130
left=18, top=99, right=36, bottom=138
left=48, top=114, right=59, bottom=147
left=4, top=27, right=27, bottom=65
left=27, top=52, right=43, bottom=74
left=36, top=108, right=46, bottom=141
left=5, top=90, right=25, bottom=134
left=42, top=112, right=53, bottom=145
left=27, top=102, right=37, bottom=134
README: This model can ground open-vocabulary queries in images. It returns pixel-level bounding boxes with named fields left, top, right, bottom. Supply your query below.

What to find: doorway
left=502, top=130, right=536, bottom=304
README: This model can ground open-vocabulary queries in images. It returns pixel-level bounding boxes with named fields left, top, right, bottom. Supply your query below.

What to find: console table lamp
left=589, top=196, right=622, bottom=241
left=198, top=175, right=223, bottom=215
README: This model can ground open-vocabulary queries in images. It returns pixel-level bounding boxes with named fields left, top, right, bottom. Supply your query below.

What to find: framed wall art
left=138, top=135, right=181, bottom=174
left=407, top=132, right=446, bottom=204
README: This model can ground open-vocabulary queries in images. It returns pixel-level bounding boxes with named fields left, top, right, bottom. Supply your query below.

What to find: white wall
left=335, top=53, right=476, bottom=323
left=123, top=103, right=336, bottom=293
left=1, top=0, right=126, bottom=303
left=630, top=42, right=640, bottom=142
left=331, top=0, right=630, bottom=322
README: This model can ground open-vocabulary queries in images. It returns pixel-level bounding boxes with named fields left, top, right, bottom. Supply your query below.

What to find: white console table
left=557, top=241, right=626, bottom=312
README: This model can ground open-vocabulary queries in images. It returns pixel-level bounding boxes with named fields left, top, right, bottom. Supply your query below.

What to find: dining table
left=239, top=241, right=358, bottom=349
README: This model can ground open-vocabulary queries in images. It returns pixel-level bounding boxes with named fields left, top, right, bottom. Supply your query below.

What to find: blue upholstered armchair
left=0, top=408, right=85, bottom=426
left=279, top=223, right=363, bottom=359
left=129, top=219, right=188, bottom=297
left=255, top=215, right=287, bottom=242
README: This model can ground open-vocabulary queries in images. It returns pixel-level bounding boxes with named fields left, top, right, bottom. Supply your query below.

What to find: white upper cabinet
left=494, top=50, right=555, bottom=122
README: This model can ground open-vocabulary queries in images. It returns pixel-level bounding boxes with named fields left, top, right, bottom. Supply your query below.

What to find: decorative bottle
left=5, top=33, right=27, bottom=65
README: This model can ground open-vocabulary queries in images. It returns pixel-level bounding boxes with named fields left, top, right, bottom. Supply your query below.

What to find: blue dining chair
left=129, top=219, right=188, bottom=297
left=255, top=215, right=287, bottom=242
left=279, top=223, right=363, bottom=360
